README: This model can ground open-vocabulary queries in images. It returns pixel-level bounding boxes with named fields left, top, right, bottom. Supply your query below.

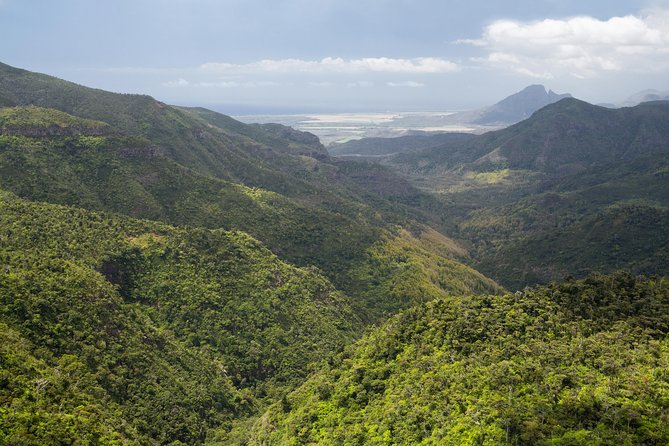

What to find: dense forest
left=1, top=62, right=668, bottom=445
left=348, top=98, right=669, bottom=288
left=250, top=273, right=669, bottom=445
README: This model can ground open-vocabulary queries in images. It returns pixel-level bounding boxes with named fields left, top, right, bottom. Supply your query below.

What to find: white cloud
left=162, top=78, right=190, bottom=87
left=195, top=80, right=280, bottom=88
left=346, top=81, right=375, bottom=88
left=386, top=81, right=425, bottom=88
left=201, top=57, right=459, bottom=74
left=463, top=10, right=669, bottom=78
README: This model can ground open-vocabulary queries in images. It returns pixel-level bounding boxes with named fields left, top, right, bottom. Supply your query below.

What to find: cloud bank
left=462, top=9, right=669, bottom=78
left=201, top=57, right=459, bottom=74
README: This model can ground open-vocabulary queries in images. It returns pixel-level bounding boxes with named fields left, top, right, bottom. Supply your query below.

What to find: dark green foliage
left=377, top=99, right=669, bottom=288
left=250, top=273, right=669, bottom=445
left=456, top=154, right=669, bottom=288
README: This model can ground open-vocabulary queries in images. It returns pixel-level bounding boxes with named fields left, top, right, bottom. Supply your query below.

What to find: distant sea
left=233, top=111, right=480, bottom=145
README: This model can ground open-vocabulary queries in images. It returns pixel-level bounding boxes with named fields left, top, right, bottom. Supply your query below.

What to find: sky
left=2, top=0, right=669, bottom=113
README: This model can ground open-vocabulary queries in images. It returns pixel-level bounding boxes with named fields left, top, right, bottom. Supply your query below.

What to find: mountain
left=328, top=85, right=571, bottom=158
left=388, top=98, right=669, bottom=178
left=467, top=84, right=572, bottom=125
left=395, top=98, right=669, bottom=175
left=618, top=89, right=669, bottom=108
left=383, top=98, right=669, bottom=288
left=249, top=273, right=669, bottom=445
left=0, top=62, right=499, bottom=322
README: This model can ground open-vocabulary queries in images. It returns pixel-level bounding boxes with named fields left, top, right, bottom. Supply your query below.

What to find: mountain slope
left=391, top=98, right=669, bottom=175
left=470, top=84, right=571, bottom=125
left=249, top=273, right=669, bottom=445
left=380, top=99, right=669, bottom=288
left=0, top=189, right=362, bottom=444
left=0, top=62, right=500, bottom=320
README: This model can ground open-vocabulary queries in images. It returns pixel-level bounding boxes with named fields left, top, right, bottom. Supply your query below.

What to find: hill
left=379, top=99, right=669, bottom=288
left=470, top=84, right=571, bottom=125
left=0, top=62, right=500, bottom=321
left=248, top=273, right=669, bottom=445
left=391, top=98, right=669, bottom=175
left=0, top=190, right=363, bottom=444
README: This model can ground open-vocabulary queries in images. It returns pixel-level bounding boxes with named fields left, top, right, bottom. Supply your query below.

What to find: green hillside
left=249, top=273, right=669, bottom=445
left=2, top=61, right=668, bottom=445
left=0, top=62, right=497, bottom=320
left=375, top=99, right=669, bottom=288
left=0, top=190, right=362, bottom=444
left=389, top=99, right=669, bottom=175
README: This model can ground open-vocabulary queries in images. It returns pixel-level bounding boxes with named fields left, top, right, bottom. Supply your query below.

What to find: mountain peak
left=471, top=84, right=572, bottom=125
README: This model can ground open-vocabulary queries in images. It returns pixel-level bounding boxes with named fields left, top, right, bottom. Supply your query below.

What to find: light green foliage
left=0, top=323, right=139, bottom=445
left=0, top=106, right=110, bottom=134
left=250, top=274, right=669, bottom=445
left=349, top=227, right=501, bottom=319
left=0, top=192, right=361, bottom=444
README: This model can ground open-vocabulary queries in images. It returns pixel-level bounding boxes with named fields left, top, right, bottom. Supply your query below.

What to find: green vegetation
left=348, top=227, right=500, bottom=318
left=250, top=273, right=669, bottom=445
left=0, top=94, right=488, bottom=321
left=378, top=99, right=669, bottom=288
left=0, top=106, right=110, bottom=135
left=0, top=191, right=361, bottom=444
left=2, top=62, right=669, bottom=445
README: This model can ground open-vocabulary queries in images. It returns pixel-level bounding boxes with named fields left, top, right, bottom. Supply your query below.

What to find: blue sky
left=2, top=0, right=669, bottom=112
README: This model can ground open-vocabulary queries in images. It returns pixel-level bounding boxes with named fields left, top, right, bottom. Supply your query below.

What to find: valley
left=1, top=61, right=668, bottom=445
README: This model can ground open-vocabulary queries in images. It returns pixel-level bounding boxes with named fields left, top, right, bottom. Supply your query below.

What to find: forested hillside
left=0, top=190, right=362, bottom=444
left=0, top=63, right=503, bottom=444
left=0, top=63, right=498, bottom=322
left=250, top=273, right=669, bottom=445
left=1, top=62, right=668, bottom=445
left=367, top=99, right=669, bottom=287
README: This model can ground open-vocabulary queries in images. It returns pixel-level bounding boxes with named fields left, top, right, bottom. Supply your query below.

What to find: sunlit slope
left=249, top=273, right=669, bottom=445
left=0, top=190, right=361, bottom=444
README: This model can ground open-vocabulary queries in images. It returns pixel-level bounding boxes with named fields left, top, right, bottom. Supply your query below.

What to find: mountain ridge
left=328, top=85, right=572, bottom=158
